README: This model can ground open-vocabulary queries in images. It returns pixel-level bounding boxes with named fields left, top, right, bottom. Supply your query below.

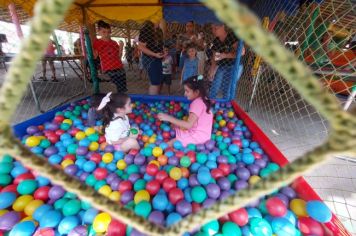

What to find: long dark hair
left=140, top=20, right=163, bottom=48
left=183, top=76, right=211, bottom=113
left=101, top=93, right=130, bottom=130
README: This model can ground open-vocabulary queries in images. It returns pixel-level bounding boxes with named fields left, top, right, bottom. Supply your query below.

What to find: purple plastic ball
left=26, top=126, right=39, bottom=135
left=229, top=164, right=237, bottom=172
left=255, top=159, right=267, bottom=169
left=247, top=164, right=260, bottom=175
left=147, top=156, right=155, bottom=163
left=176, top=200, right=192, bottom=216
left=139, top=165, right=147, bottom=174
left=274, top=193, right=290, bottom=207
left=110, top=179, right=121, bottom=191
left=168, top=156, right=179, bottom=166
left=280, top=186, right=297, bottom=199
left=219, top=190, right=230, bottom=200
left=68, top=225, right=87, bottom=236
left=148, top=211, right=165, bottom=226
left=217, top=177, right=231, bottom=191
left=128, top=173, right=140, bottom=183
left=76, top=146, right=88, bottom=156
left=134, top=155, right=146, bottom=165
left=236, top=162, right=246, bottom=168
left=0, top=211, right=21, bottom=230
left=196, top=144, right=205, bottom=152
left=202, top=198, right=216, bottom=208
left=106, top=173, right=117, bottom=184
left=234, top=180, right=248, bottom=191
left=64, top=164, right=78, bottom=176
left=217, top=155, right=228, bottom=164
left=120, top=190, right=134, bottom=205
left=236, top=167, right=251, bottom=181
left=47, top=123, right=60, bottom=131
left=49, top=185, right=65, bottom=200
left=206, top=183, right=221, bottom=199
left=124, top=154, right=134, bottom=165
left=104, top=145, right=115, bottom=153
left=44, top=147, right=59, bottom=157
left=131, top=229, right=147, bottom=236
left=205, top=140, right=216, bottom=150
left=188, top=175, right=199, bottom=187
left=79, top=172, right=89, bottom=182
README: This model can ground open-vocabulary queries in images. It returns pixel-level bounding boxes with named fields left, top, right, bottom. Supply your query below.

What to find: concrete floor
left=1, top=60, right=355, bottom=233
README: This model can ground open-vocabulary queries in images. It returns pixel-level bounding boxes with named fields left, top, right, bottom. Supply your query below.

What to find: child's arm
left=158, top=112, right=198, bottom=130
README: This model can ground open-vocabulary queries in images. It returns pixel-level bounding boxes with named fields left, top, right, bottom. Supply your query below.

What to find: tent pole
left=8, top=3, right=23, bottom=39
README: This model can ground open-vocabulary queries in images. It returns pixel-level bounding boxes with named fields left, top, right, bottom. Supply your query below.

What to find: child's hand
left=158, top=113, right=171, bottom=122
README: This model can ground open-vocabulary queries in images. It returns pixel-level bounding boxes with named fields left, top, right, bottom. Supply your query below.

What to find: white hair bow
left=97, top=92, right=112, bottom=111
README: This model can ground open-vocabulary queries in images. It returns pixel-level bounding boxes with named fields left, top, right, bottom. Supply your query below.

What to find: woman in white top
left=98, top=92, right=139, bottom=153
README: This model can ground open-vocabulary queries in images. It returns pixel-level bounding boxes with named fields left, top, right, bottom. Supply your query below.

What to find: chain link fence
left=235, top=0, right=356, bottom=232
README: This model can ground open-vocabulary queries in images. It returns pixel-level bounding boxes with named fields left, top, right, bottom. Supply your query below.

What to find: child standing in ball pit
left=158, top=75, right=213, bottom=147
left=98, top=92, right=140, bottom=152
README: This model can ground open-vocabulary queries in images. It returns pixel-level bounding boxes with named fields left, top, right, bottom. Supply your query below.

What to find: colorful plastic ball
left=152, top=193, right=168, bottom=211
left=58, top=216, right=80, bottom=235
left=191, top=186, right=207, bottom=203
left=280, top=186, right=296, bottom=199
left=9, top=220, right=36, bottom=236
left=0, top=211, right=21, bottom=231
left=68, top=225, right=88, bottom=236
left=83, top=208, right=99, bottom=224
left=146, top=163, right=159, bottom=176
left=201, top=220, right=220, bottom=235
left=102, top=153, right=114, bottom=163
left=228, top=144, right=240, bottom=155
left=249, top=217, right=273, bottom=236
left=24, top=199, right=43, bottom=216
left=168, top=188, right=184, bottom=205
left=176, top=200, right=192, bottom=216
left=242, top=153, right=255, bottom=165
left=206, top=183, right=221, bottom=199
left=247, top=208, right=262, bottom=219
left=298, top=216, right=324, bottom=236
left=94, top=168, right=108, bottom=180
left=166, top=212, right=182, bottom=226
left=306, top=200, right=332, bottom=223
left=13, top=195, right=33, bottom=212
left=169, top=167, right=182, bottom=181
left=62, top=199, right=81, bottom=216
left=88, top=142, right=99, bottom=151
left=33, top=204, right=53, bottom=221
left=134, top=190, right=150, bottom=204
left=148, top=211, right=165, bottom=226
left=134, top=201, right=152, bottom=219
left=271, top=217, right=297, bottom=236
left=33, top=228, right=56, bottom=236
left=92, top=213, right=112, bottom=234
left=107, top=219, right=126, bottom=236
left=25, top=136, right=41, bottom=147
left=229, top=208, right=249, bottom=227
left=290, top=199, right=308, bottom=217
left=217, top=177, right=231, bottom=191
left=152, top=147, right=163, bottom=157
left=39, top=210, right=62, bottom=227
left=49, top=186, right=65, bottom=200
left=249, top=175, right=261, bottom=185
left=146, top=180, right=160, bottom=196
left=222, top=221, right=241, bottom=236
left=266, top=197, right=287, bottom=217
left=0, top=192, right=16, bottom=209
left=180, top=156, right=191, bottom=168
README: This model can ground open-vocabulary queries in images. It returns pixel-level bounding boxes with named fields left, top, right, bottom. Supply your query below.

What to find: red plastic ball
left=119, top=180, right=132, bottom=193
left=192, top=202, right=201, bottom=213
left=47, top=135, right=59, bottom=144
left=98, top=136, right=106, bottom=144
left=69, top=128, right=80, bottom=136
left=128, top=113, right=135, bottom=120
left=107, top=219, right=126, bottom=236
left=253, top=152, right=262, bottom=159
left=218, top=163, right=230, bottom=176
left=168, top=188, right=184, bottom=205
left=34, top=186, right=51, bottom=201
left=219, top=214, right=230, bottom=224
left=227, top=122, right=236, bottom=130
left=298, top=217, right=324, bottom=236
left=14, top=173, right=35, bottom=185
left=90, top=153, right=102, bottom=164
left=94, top=168, right=108, bottom=180
left=229, top=208, right=249, bottom=226
left=146, top=164, right=159, bottom=176
left=54, top=115, right=65, bottom=123
left=162, top=178, right=176, bottom=192
left=175, top=151, right=185, bottom=158
left=155, top=170, right=168, bottom=184
left=266, top=197, right=287, bottom=217
left=222, top=132, right=229, bottom=138
left=146, top=180, right=160, bottom=196
left=63, top=154, right=76, bottom=161
left=55, top=129, right=65, bottom=136
left=211, top=169, right=224, bottom=179
left=162, top=132, right=171, bottom=139
left=1, top=184, right=18, bottom=195
left=134, top=116, right=143, bottom=124
left=232, top=139, right=242, bottom=148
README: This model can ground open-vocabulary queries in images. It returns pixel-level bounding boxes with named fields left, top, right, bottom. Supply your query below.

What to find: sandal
left=51, top=76, right=58, bottom=82
left=39, top=76, right=48, bottom=81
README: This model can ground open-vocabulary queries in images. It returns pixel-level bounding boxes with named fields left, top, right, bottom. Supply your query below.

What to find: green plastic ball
left=202, top=220, right=220, bottom=235
left=180, top=156, right=191, bottom=168
left=83, top=104, right=90, bottom=110
left=134, top=179, right=146, bottom=191
left=62, top=199, right=81, bottom=216
left=0, top=174, right=12, bottom=186
left=64, top=111, right=72, bottom=118
left=81, top=201, right=92, bottom=210
left=222, top=221, right=241, bottom=236
left=218, top=143, right=228, bottom=150
left=67, top=143, right=78, bottom=154
left=17, top=179, right=38, bottom=195
left=267, top=163, right=280, bottom=172
left=260, top=168, right=272, bottom=178
left=116, top=170, right=124, bottom=176
left=191, top=186, right=207, bottom=203
left=216, top=136, right=223, bottom=142
left=127, top=165, right=139, bottom=175
left=227, top=155, right=237, bottom=164
left=227, top=174, right=237, bottom=184
left=88, top=133, right=99, bottom=142
left=186, top=144, right=196, bottom=151
left=143, top=147, right=153, bottom=157
left=60, top=123, right=71, bottom=131
left=134, top=201, right=152, bottom=218
left=0, top=154, right=13, bottom=163
left=258, top=199, right=268, bottom=214
left=94, top=180, right=106, bottom=191
left=54, top=198, right=69, bottom=210
left=85, top=174, right=97, bottom=187
left=39, top=139, right=51, bottom=149
left=250, top=218, right=272, bottom=236
left=64, top=192, right=77, bottom=199
left=0, top=162, right=13, bottom=174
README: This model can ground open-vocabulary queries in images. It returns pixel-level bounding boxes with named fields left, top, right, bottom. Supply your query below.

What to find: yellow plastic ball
left=290, top=199, right=308, bottom=217
left=0, top=209, right=8, bottom=217
left=216, top=131, right=222, bottom=136
left=89, top=142, right=99, bottom=151
left=109, top=191, right=120, bottom=202
left=61, top=159, right=74, bottom=168
left=75, top=131, right=86, bottom=140
left=149, top=160, right=160, bottom=167
left=102, top=153, right=114, bottom=164
left=116, top=160, right=127, bottom=170
left=219, top=120, right=226, bottom=127
left=98, top=185, right=112, bottom=197
left=62, top=119, right=73, bottom=125
left=25, top=136, right=41, bottom=147
left=93, top=212, right=112, bottom=233
left=24, top=200, right=43, bottom=216
left=148, top=137, right=156, bottom=144
left=228, top=111, right=235, bottom=118
left=13, top=195, right=34, bottom=212
left=169, top=167, right=182, bottom=181
left=152, top=147, right=163, bottom=157
left=134, top=190, right=150, bottom=204
left=249, top=175, right=261, bottom=185
left=85, top=127, right=96, bottom=136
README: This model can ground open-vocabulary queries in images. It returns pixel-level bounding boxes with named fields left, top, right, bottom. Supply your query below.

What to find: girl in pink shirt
left=158, top=75, right=213, bottom=146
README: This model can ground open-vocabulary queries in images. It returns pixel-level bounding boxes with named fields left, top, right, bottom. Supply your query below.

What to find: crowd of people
left=85, top=19, right=244, bottom=100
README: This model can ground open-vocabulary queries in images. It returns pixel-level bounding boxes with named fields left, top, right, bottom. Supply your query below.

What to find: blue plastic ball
left=306, top=200, right=332, bottom=223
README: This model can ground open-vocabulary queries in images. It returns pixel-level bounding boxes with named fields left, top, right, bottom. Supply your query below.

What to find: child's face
left=163, top=48, right=169, bottom=56
left=184, top=85, right=200, bottom=100
left=187, top=48, right=196, bottom=58
left=99, top=27, right=111, bottom=39
left=116, top=98, right=132, bottom=114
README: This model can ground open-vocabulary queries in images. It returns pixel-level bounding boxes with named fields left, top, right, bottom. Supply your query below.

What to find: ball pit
left=1, top=97, right=346, bottom=235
